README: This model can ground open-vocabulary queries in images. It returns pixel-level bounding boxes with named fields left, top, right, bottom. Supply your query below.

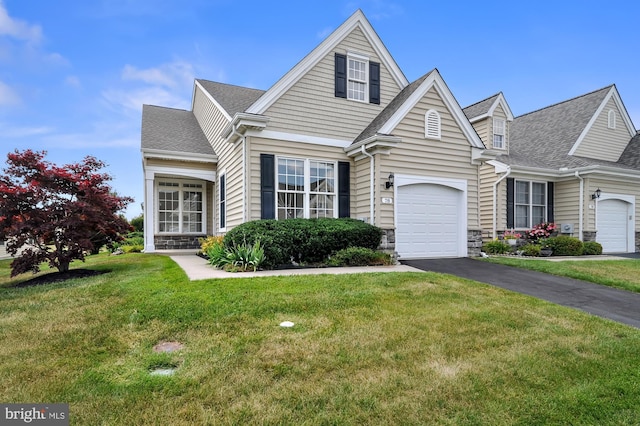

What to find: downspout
left=230, top=124, right=247, bottom=223
left=361, top=145, right=375, bottom=225
left=575, top=171, right=584, bottom=241
left=492, top=166, right=511, bottom=238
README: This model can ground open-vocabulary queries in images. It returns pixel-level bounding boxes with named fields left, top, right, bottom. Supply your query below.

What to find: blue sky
left=1, top=0, right=638, bottom=219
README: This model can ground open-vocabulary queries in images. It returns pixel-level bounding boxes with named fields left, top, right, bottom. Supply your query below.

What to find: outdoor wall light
left=385, top=173, right=394, bottom=189
left=591, top=188, right=601, bottom=200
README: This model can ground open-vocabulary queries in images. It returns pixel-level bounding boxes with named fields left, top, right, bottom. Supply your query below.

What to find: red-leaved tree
left=0, top=150, right=133, bottom=277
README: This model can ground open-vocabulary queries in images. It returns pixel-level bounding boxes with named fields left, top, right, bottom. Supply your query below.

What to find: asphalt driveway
left=401, top=257, right=640, bottom=329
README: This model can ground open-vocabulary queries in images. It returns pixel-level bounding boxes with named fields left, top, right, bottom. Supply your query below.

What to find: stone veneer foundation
left=154, top=235, right=204, bottom=250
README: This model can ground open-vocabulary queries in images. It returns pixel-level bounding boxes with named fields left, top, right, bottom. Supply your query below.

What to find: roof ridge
left=463, top=92, right=502, bottom=110
left=143, top=104, right=189, bottom=112
left=514, top=85, right=613, bottom=119
left=195, top=78, right=265, bottom=92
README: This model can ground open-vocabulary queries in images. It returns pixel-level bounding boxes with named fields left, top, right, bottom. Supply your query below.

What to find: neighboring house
left=141, top=9, right=639, bottom=258
left=465, top=86, right=640, bottom=253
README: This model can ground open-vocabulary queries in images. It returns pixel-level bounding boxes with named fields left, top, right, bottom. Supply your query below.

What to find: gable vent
left=425, top=109, right=441, bottom=139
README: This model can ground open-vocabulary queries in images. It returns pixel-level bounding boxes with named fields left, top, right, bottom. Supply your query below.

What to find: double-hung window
left=515, top=180, right=546, bottom=228
left=157, top=180, right=204, bottom=233
left=347, top=56, right=367, bottom=102
left=277, top=158, right=336, bottom=219
left=493, top=118, right=505, bottom=149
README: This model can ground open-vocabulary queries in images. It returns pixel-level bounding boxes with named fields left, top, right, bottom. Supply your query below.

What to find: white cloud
left=2, top=124, right=53, bottom=138
left=0, top=1, right=42, bottom=43
left=65, top=75, right=81, bottom=88
left=0, top=80, right=20, bottom=106
left=102, top=86, right=190, bottom=112
left=122, top=61, right=194, bottom=88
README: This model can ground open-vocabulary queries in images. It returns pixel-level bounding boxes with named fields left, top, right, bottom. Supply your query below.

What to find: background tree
left=0, top=150, right=133, bottom=277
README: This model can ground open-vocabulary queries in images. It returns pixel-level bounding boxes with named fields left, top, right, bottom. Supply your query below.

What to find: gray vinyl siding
left=553, top=179, right=581, bottom=236
left=479, top=163, right=498, bottom=238
left=378, top=86, right=480, bottom=230
left=246, top=136, right=352, bottom=222
left=262, top=27, right=402, bottom=141
left=573, top=98, right=632, bottom=161
left=471, top=118, right=489, bottom=146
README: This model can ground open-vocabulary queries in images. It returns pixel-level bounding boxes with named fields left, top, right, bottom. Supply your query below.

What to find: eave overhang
left=222, top=113, right=270, bottom=143
left=141, top=148, right=218, bottom=163
left=345, top=134, right=401, bottom=160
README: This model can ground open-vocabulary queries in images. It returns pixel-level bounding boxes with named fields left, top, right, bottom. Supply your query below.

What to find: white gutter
left=492, top=166, right=511, bottom=238
left=574, top=171, right=584, bottom=241
left=361, top=145, right=375, bottom=225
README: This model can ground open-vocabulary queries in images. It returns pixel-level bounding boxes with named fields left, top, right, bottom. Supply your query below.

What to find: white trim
left=245, top=10, right=408, bottom=114
left=393, top=174, right=468, bottom=258
left=569, top=87, right=636, bottom=156
left=493, top=117, right=506, bottom=149
left=193, top=80, right=232, bottom=121
left=245, top=129, right=352, bottom=148
left=468, top=93, right=514, bottom=122
left=595, top=192, right=635, bottom=253
left=142, top=148, right=217, bottom=163
left=378, top=70, right=484, bottom=149
left=144, top=164, right=216, bottom=183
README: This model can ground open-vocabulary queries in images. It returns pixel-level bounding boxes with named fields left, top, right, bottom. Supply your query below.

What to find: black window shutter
left=547, top=182, right=554, bottom=223
left=260, top=154, right=275, bottom=219
left=506, top=178, right=514, bottom=229
left=338, top=161, right=350, bottom=218
left=335, top=53, right=347, bottom=98
left=369, top=61, right=380, bottom=104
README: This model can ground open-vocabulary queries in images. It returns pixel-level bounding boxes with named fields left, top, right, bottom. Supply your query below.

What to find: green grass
left=482, top=256, right=640, bottom=293
left=1, top=254, right=640, bottom=424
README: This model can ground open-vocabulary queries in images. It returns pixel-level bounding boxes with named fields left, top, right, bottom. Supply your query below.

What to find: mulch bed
left=10, top=269, right=109, bottom=288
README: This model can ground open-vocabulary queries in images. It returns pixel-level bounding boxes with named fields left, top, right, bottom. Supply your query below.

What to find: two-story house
left=141, top=9, right=640, bottom=258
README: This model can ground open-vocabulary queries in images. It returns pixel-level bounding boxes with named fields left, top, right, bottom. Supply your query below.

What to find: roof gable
left=568, top=85, right=637, bottom=156
left=463, top=92, right=513, bottom=123
left=245, top=9, right=408, bottom=115
left=195, top=79, right=265, bottom=118
left=354, top=69, right=483, bottom=148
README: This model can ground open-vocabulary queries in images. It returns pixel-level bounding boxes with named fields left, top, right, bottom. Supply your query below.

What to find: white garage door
left=597, top=199, right=630, bottom=253
left=396, top=183, right=461, bottom=259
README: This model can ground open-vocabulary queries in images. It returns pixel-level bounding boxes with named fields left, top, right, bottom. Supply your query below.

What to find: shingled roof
left=196, top=79, right=265, bottom=117
left=141, top=105, right=215, bottom=156
left=463, top=93, right=500, bottom=121
left=353, top=70, right=434, bottom=144
left=497, top=86, right=616, bottom=169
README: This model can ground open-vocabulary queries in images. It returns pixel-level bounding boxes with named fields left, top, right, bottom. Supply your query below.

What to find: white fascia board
left=193, top=80, right=232, bottom=121
left=558, top=164, right=640, bottom=179
left=487, top=160, right=510, bottom=174
left=378, top=71, right=484, bottom=149
left=142, top=148, right=218, bottom=163
left=344, top=135, right=401, bottom=157
left=471, top=147, right=500, bottom=163
left=222, top=113, right=269, bottom=141
left=245, top=129, right=351, bottom=148
left=245, top=10, right=408, bottom=115
left=144, top=164, right=216, bottom=182
left=488, top=93, right=514, bottom=121
left=568, top=87, right=635, bottom=156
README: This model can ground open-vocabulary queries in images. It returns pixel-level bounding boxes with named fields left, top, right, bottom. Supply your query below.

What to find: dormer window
left=493, top=118, right=505, bottom=149
left=335, top=52, right=380, bottom=104
left=425, top=109, right=441, bottom=139
left=608, top=109, right=616, bottom=129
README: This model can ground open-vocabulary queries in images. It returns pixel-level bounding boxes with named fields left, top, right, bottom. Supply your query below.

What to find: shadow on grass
left=9, top=269, right=111, bottom=288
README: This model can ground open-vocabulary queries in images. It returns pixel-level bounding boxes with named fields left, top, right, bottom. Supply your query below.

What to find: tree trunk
left=58, top=261, right=70, bottom=273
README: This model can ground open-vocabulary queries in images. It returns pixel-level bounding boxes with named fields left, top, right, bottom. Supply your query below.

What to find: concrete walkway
left=169, top=254, right=422, bottom=280
left=401, top=257, right=640, bottom=329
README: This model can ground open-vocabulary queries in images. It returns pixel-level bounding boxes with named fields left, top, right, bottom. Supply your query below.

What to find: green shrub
left=520, top=243, right=541, bottom=257
left=205, top=241, right=228, bottom=269
left=206, top=240, right=265, bottom=272
left=122, top=245, right=143, bottom=253
left=483, top=239, right=511, bottom=254
left=224, top=218, right=383, bottom=269
left=328, top=247, right=392, bottom=267
left=199, top=235, right=224, bottom=253
left=582, top=241, right=603, bottom=255
left=545, top=236, right=584, bottom=256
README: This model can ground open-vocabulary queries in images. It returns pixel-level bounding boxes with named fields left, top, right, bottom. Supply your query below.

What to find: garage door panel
left=396, top=183, right=461, bottom=259
left=597, top=199, right=629, bottom=253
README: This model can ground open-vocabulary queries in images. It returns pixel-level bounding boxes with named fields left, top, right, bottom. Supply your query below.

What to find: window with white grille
left=425, top=109, right=441, bottom=139
left=608, top=109, right=616, bottom=129
left=493, top=118, right=505, bottom=149
left=157, top=180, right=204, bottom=233
left=348, top=57, right=367, bottom=101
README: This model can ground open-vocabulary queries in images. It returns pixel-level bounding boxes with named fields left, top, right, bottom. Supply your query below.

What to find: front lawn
left=482, top=256, right=640, bottom=293
left=1, top=254, right=639, bottom=424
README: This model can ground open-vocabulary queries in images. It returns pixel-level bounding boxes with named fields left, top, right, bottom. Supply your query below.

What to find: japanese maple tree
left=0, top=150, right=133, bottom=277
